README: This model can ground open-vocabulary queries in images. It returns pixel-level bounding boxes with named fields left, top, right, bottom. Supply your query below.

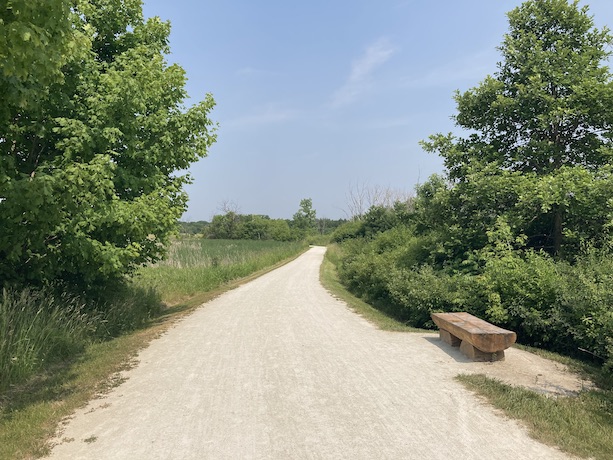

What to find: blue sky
left=141, top=0, right=613, bottom=221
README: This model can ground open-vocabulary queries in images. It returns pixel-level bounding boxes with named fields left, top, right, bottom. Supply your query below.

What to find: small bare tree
left=344, top=181, right=413, bottom=219
left=217, top=199, right=241, bottom=215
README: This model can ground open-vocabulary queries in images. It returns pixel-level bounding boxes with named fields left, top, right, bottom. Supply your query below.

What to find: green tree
left=422, top=0, right=613, bottom=258
left=0, top=0, right=217, bottom=289
left=208, top=212, right=241, bottom=239
left=267, top=219, right=293, bottom=241
left=0, top=0, right=77, bottom=124
left=291, top=198, right=317, bottom=237
left=239, top=215, right=271, bottom=240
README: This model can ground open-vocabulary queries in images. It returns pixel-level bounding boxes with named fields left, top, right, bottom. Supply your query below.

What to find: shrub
left=338, top=246, right=392, bottom=303
left=556, top=248, right=613, bottom=370
left=479, top=250, right=567, bottom=349
left=331, top=220, right=364, bottom=243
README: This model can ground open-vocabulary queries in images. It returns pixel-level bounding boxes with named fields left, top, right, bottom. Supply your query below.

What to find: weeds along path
left=49, top=247, right=572, bottom=459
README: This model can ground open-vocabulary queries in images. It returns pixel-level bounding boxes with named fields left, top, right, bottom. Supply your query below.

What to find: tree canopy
left=421, top=0, right=613, bottom=258
left=0, top=0, right=217, bottom=289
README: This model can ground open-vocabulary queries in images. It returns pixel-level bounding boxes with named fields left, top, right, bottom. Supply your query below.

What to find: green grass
left=457, top=374, right=613, bottom=459
left=320, top=244, right=422, bottom=332
left=136, top=238, right=307, bottom=304
left=0, top=238, right=308, bottom=459
left=0, top=289, right=97, bottom=392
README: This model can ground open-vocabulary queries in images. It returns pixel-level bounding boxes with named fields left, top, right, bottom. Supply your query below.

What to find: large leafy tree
left=0, top=0, right=217, bottom=289
left=422, top=0, right=613, bottom=258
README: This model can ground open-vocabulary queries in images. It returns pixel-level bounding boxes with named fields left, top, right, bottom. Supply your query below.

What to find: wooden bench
left=431, top=312, right=516, bottom=361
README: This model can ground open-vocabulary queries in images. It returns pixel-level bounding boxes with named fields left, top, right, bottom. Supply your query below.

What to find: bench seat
left=431, top=312, right=516, bottom=361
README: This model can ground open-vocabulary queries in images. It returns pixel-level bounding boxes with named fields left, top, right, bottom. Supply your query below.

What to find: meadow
left=136, top=238, right=307, bottom=304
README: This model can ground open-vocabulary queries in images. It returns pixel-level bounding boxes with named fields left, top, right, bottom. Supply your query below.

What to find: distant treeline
left=178, top=215, right=348, bottom=241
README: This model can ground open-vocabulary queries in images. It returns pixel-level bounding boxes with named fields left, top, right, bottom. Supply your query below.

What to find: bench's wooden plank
left=431, top=312, right=516, bottom=353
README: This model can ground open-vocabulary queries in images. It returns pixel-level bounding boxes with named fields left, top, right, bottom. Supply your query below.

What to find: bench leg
left=439, top=329, right=461, bottom=347
left=460, top=341, right=505, bottom=362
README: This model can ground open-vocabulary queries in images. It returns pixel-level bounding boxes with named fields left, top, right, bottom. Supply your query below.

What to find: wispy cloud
left=224, top=104, right=300, bottom=129
left=236, top=67, right=281, bottom=78
left=401, top=46, right=499, bottom=90
left=330, top=38, right=397, bottom=108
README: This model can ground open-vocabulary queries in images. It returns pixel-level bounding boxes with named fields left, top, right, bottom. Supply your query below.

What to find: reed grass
left=0, top=289, right=96, bottom=391
left=137, top=238, right=307, bottom=303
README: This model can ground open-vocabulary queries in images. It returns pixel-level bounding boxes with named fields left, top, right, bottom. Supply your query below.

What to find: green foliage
left=315, top=217, right=348, bottom=236
left=0, top=0, right=217, bottom=290
left=291, top=198, right=317, bottom=237
left=386, top=266, right=471, bottom=327
left=208, top=212, right=243, bottom=239
left=336, top=224, right=474, bottom=327
left=331, top=220, right=364, bottom=243
left=330, top=201, right=414, bottom=244
left=206, top=213, right=294, bottom=241
left=0, top=0, right=78, bottom=120
left=337, top=227, right=613, bottom=371
left=205, top=201, right=346, bottom=242
left=178, top=221, right=209, bottom=235
left=361, top=205, right=399, bottom=238
left=556, top=247, right=613, bottom=370
left=421, top=0, right=613, bottom=258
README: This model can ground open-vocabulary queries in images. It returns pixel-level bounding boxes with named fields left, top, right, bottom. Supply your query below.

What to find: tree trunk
left=553, top=206, right=563, bottom=255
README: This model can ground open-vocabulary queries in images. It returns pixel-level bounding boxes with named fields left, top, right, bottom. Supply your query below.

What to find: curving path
left=49, top=246, right=572, bottom=459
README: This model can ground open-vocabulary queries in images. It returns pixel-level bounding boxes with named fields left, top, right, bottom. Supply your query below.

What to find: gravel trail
left=49, top=246, right=573, bottom=459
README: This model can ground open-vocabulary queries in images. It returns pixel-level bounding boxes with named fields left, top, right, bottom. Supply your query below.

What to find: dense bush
left=331, top=220, right=364, bottom=243
left=385, top=266, right=473, bottom=327
left=336, top=231, right=613, bottom=372
left=556, top=249, right=613, bottom=370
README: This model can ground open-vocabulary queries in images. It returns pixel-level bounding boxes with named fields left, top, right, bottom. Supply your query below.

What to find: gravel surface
left=49, top=246, right=576, bottom=459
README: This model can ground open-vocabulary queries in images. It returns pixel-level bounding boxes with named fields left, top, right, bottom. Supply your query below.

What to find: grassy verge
left=320, top=244, right=422, bottom=332
left=0, top=323, right=165, bottom=459
left=0, top=239, right=307, bottom=460
left=456, top=374, right=613, bottom=459
left=136, top=239, right=307, bottom=304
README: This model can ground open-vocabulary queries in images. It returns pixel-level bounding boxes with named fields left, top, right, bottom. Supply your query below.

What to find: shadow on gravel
left=423, top=336, right=474, bottom=363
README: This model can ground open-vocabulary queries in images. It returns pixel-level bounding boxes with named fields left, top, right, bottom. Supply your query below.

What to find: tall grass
left=136, top=238, right=307, bottom=303
left=0, top=289, right=96, bottom=391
